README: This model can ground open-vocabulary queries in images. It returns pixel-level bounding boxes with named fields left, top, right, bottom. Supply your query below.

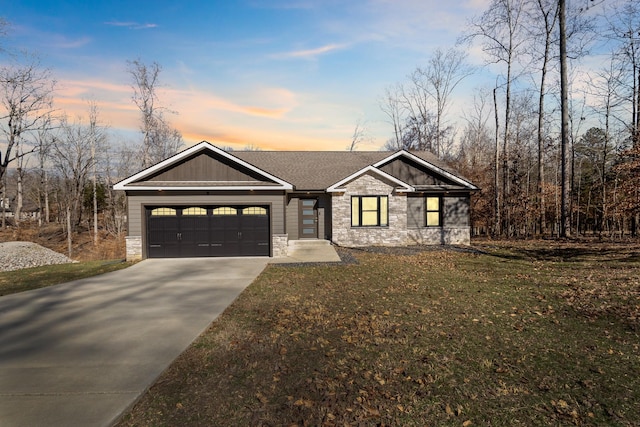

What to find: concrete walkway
left=0, top=257, right=268, bottom=427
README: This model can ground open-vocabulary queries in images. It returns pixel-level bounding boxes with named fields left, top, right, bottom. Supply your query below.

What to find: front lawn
left=118, top=242, right=640, bottom=426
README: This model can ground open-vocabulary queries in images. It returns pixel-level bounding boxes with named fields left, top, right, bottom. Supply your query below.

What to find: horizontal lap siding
left=126, top=192, right=286, bottom=237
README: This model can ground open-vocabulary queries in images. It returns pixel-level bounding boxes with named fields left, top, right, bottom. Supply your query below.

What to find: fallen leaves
left=117, top=243, right=640, bottom=427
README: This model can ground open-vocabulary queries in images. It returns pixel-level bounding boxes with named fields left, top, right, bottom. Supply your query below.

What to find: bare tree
left=415, top=48, right=473, bottom=157
left=558, top=0, right=572, bottom=237
left=465, top=0, right=528, bottom=235
left=0, top=59, right=55, bottom=195
left=50, top=113, right=102, bottom=231
left=525, top=0, right=559, bottom=235
left=128, top=59, right=160, bottom=168
left=348, top=119, right=369, bottom=151
left=607, top=0, right=640, bottom=147
left=380, top=84, right=405, bottom=149
left=128, top=59, right=183, bottom=167
left=34, top=114, right=54, bottom=225
left=103, top=141, right=136, bottom=238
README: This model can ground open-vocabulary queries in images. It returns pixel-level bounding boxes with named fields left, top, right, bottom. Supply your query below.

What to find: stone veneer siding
left=125, top=236, right=143, bottom=261
left=331, top=173, right=471, bottom=247
left=272, top=234, right=289, bottom=257
left=332, top=173, right=408, bottom=247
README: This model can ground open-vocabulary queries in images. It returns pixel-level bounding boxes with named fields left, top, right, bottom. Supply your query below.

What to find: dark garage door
left=146, top=206, right=270, bottom=258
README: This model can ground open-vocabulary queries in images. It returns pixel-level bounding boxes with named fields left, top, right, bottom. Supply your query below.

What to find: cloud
left=51, top=36, right=92, bottom=49
left=272, top=43, right=346, bottom=59
left=104, top=21, right=158, bottom=30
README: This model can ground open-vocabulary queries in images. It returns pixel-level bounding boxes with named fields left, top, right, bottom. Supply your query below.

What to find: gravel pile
left=0, top=242, right=75, bottom=272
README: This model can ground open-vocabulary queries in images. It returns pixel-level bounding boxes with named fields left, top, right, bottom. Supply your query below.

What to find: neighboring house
left=113, top=141, right=479, bottom=260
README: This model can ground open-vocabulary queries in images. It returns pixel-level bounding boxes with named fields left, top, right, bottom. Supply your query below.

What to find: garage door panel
left=147, top=217, right=180, bottom=257
left=239, top=214, right=270, bottom=256
left=180, top=216, right=211, bottom=257
left=146, top=205, right=270, bottom=258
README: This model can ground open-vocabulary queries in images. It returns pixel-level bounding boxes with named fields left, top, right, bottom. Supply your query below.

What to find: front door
left=299, top=198, right=318, bottom=238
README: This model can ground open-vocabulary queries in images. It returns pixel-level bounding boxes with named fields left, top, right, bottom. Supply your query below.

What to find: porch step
left=288, top=239, right=331, bottom=247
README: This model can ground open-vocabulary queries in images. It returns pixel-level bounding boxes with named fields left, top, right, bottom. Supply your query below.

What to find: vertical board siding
left=286, top=196, right=299, bottom=240
left=407, top=196, right=424, bottom=228
left=444, top=195, right=470, bottom=227
left=317, top=194, right=331, bottom=239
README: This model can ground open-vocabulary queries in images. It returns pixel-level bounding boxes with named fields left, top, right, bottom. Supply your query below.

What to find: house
left=113, top=141, right=479, bottom=260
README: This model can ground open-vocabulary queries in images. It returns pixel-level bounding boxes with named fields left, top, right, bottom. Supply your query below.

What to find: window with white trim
left=351, top=196, right=388, bottom=227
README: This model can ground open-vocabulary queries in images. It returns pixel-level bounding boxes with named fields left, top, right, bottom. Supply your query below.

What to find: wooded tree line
left=2, top=0, right=640, bottom=245
left=381, top=0, right=640, bottom=238
left=0, top=20, right=183, bottom=250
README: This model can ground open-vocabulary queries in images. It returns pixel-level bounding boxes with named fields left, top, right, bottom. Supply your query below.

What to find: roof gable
left=113, top=142, right=293, bottom=191
left=378, top=156, right=457, bottom=186
left=145, top=151, right=271, bottom=183
left=326, top=166, right=414, bottom=193
left=374, top=151, right=479, bottom=191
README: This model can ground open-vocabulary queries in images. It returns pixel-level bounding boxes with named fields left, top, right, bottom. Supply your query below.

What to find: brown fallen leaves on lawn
left=117, top=243, right=640, bottom=427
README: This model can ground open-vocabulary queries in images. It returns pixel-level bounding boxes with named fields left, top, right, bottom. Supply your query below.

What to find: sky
left=0, top=0, right=523, bottom=151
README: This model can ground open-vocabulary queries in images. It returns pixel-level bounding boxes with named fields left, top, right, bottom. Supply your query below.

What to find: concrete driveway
left=0, top=257, right=268, bottom=427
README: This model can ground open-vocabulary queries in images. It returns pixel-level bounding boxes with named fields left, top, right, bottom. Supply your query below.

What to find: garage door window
left=242, top=207, right=267, bottom=215
left=183, top=207, right=207, bottom=216
left=150, top=207, right=176, bottom=216
left=212, top=207, right=237, bottom=215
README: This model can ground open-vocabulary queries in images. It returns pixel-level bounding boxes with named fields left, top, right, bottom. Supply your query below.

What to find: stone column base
left=125, top=236, right=143, bottom=261
left=272, top=234, right=289, bottom=257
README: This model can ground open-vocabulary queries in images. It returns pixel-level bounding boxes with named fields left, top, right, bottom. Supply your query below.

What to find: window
left=150, top=207, right=176, bottom=216
left=212, top=207, right=237, bottom=216
left=351, top=196, right=388, bottom=227
left=242, top=207, right=267, bottom=215
left=182, top=207, right=207, bottom=216
left=425, top=196, right=441, bottom=227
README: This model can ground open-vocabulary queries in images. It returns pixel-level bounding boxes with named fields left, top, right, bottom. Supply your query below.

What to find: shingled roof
left=233, top=150, right=473, bottom=191
left=114, top=142, right=477, bottom=192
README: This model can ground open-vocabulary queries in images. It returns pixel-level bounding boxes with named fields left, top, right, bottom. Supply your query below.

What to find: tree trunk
left=559, top=0, right=571, bottom=238
left=92, top=142, right=98, bottom=245
left=44, top=170, right=49, bottom=223
left=67, top=206, right=72, bottom=258
left=493, top=87, right=500, bottom=236
left=16, top=167, right=23, bottom=227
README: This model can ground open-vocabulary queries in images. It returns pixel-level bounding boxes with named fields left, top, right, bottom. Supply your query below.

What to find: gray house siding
left=407, top=196, right=424, bottom=229
left=443, top=195, right=469, bottom=227
left=378, top=157, right=459, bottom=186
left=145, top=151, right=274, bottom=183
left=286, top=196, right=299, bottom=240
left=407, top=194, right=470, bottom=229
left=317, top=193, right=332, bottom=240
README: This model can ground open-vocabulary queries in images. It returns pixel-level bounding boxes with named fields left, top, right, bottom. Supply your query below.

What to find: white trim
left=326, top=165, right=414, bottom=192
left=113, top=141, right=293, bottom=191
left=372, top=150, right=479, bottom=191
left=119, top=185, right=290, bottom=191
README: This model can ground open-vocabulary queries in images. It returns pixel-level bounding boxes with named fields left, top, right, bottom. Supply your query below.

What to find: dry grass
left=0, top=222, right=125, bottom=261
left=117, top=241, right=640, bottom=427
